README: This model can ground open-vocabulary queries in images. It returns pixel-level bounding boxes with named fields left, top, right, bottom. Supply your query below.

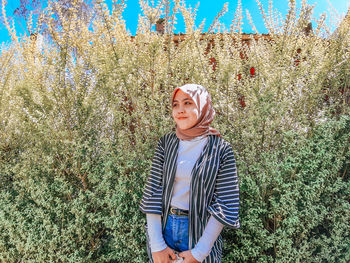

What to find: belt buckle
left=170, top=207, right=177, bottom=215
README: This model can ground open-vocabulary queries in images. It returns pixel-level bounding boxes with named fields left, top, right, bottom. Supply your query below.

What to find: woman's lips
left=177, top=117, right=187, bottom=120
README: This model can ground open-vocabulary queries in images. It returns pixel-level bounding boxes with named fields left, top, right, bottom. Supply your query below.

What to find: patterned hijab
left=171, top=84, right=220, bottom=141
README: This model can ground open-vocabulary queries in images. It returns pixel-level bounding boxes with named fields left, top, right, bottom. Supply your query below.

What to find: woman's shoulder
left=209, top=135, right=232, bottom=147
left=157, top=132, right=178, bottom=147
left=159, top=132, right=177, bottom=141
left=208, top=135, right=235, bottom=155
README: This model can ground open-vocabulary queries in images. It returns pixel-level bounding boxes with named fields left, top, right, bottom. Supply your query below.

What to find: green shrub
left=223, top=116, right=350, bottom=263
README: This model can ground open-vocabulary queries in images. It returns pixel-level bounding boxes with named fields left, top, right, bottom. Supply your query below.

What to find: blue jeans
left=163, top=214, right=189, bottom=252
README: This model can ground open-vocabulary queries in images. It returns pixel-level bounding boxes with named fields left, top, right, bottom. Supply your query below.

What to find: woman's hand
left=152, top=247, right=177, bottom=263
left=179, top=250, right=200, bottom=263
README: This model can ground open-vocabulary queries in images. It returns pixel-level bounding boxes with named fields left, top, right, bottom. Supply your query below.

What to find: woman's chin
left=177, top=124, right=191, bottom=130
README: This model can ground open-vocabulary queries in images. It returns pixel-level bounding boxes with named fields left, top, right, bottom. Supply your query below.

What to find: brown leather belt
left=169, top=207, right=189, bottom=216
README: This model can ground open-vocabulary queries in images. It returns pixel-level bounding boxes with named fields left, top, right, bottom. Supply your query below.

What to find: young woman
left=140, top=84, right=240, bottom=263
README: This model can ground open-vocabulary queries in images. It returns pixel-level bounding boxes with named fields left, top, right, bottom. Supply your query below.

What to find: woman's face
left=172, top=90, right=199, bottom=130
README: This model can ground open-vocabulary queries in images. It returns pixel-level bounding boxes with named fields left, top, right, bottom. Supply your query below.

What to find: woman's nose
left=178, top=105, right=185, bottom=113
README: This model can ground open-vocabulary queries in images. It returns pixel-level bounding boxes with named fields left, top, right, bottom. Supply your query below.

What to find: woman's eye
left=172, top=104, right=178, bottom=108
left=185, top=101, right=192, bottom=105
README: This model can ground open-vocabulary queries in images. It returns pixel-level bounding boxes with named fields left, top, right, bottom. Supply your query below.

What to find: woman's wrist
left=190, top=248, right=205, bottom=262
left=151, top=242, right=168, bottom=253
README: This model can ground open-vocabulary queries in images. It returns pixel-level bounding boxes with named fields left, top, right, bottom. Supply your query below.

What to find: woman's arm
left=190, top=216, right=224, bottom=262
left=207, top=143, right=240, bottom=228
left=140, top=139, right=165, bottom=215
left=146, top=214, right=167, bottom=252
left=178, top=216, right=223, bottom=262
left=147, top=214, right=177, bottom=263
left=141, top=138, right=177, bottom=262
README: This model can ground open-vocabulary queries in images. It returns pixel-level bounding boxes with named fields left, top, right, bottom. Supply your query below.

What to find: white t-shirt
left=171, top=136, right=208, bottom=210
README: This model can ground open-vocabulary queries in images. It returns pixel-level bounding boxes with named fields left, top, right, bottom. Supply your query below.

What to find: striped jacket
left=140, top=133, right=240, bottom=263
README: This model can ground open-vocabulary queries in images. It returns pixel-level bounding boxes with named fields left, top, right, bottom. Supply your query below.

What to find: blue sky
left=0, top=0, right=349, bottom=44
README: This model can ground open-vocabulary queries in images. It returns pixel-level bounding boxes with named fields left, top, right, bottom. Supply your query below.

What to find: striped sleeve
left=140, top=138, right=165, bottom=215
left=207, top=143, right=240, bottom=228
